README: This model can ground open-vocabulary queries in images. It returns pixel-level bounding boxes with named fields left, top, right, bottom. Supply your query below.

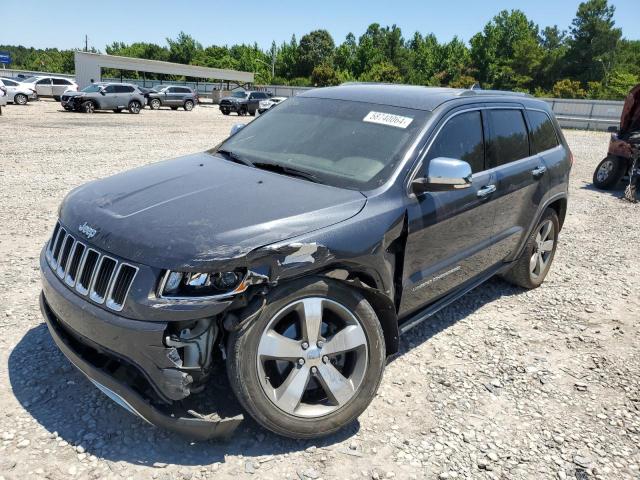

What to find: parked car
left=19, top=75, right=77, bottom=100
left=61, top=83, right=146, bottom=114
left=148, top=85, right=198, bottom=111
left=0, top=77, right=38, bottom=105
left=0, top=86, right=7, bottom=113
left=40, top=84, right=571, bottom=441
left=219, top=90, right=270, bottom=116
left=258, top=96, right=287, bottom=114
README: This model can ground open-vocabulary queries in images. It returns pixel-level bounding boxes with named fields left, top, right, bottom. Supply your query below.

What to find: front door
left=35, top=78, right=52, bottom=96
left=399, top=109, right=500, bottom=317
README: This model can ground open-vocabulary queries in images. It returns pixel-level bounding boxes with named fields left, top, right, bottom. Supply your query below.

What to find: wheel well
left=547, top=198, right=567, bottom=230
left=318, top=271, right=400, bottom=357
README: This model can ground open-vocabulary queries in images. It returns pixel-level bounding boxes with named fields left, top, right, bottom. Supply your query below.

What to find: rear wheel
left=128, top=100, right=141, bottom=114
left=184, top=100, right=194, bottom=111
left=14, top=93, right=28, bottom=105
left=249, top=109, right=256, bottom=116
left=238, top=106, right=246, bottom=116
left=593, top=156, right=626, bottom=190
left=149, top=98, right=161, bottom=110
left=502, top=208, right=559, bottom=289
left=227, top=278, right=386, bottom=439
left=221, top=110, right=229, bottom=115
left=81, top=101, right=95, bottom=113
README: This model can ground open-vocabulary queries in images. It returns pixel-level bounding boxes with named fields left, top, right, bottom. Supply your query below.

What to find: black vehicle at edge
left=40, top=84, right=572, bottom=440
left=219, top=90, right=270, bottom=116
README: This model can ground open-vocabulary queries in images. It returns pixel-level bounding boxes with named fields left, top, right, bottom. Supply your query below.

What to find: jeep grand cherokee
left=40, top=84, right=571, bottom=439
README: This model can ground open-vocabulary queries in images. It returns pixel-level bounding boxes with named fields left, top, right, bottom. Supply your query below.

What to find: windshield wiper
left=216, top=149, right=255, bottom=168
left=253, top=162, right=322, bottom=184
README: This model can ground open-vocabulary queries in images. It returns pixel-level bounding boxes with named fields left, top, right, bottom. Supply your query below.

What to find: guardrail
left=542, top=98, right=623, bottom=131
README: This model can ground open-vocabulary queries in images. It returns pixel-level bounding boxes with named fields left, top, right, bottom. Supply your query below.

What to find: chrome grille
left=46, top=221, right=138, bottom=312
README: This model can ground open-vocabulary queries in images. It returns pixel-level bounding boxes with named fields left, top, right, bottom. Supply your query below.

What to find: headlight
left=160, top=270, right=247, bottom=298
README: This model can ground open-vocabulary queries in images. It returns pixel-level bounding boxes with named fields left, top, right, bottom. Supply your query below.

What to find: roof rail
left=458, top=88, right=532, bottom=98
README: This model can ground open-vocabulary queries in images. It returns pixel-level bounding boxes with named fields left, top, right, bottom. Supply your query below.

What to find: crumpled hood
left=220, top=96, right=244, bottom=103
left=58, top=152, right=366, bottom=270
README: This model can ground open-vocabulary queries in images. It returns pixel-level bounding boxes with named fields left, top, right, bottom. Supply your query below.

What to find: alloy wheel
left=256, top=297, right=368, bottom=418
left=596, top=159, right=614, bottom=183
left=530, top=219, right=555, bottom=279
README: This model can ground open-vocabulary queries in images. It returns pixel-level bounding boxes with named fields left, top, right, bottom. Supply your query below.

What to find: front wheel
left=81, top=101, right=95, bottom=113
left=149, top=98, right=161, bottom=110
left=14, top=93, right=28, bottom=105
left=502, top=208, right=559, bottom=289
left=593, top=156, right=626, bottom=190
left=227, top=278, right=386, bottom=439
left=184, top=100, right=194, bottom=111
left=128, top=100, right=141, bottom=114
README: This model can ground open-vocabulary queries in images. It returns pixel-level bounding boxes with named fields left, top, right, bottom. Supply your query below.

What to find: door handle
left=477, top=184, right=497, bottom=198
left=532, top=166, right=547, bottom=178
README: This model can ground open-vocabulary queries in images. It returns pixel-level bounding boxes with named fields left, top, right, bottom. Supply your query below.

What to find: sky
left=2, top=0, right=639, bottom=52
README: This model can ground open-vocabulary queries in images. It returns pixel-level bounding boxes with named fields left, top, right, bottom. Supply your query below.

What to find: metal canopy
left=74, top=51, right=254, bottom=89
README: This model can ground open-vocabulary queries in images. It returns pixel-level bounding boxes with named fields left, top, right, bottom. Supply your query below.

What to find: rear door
left=486, top=107, right=549, bottom=261
left=400, top=108, right=500, bottom=316
left=35, top=77, right=53, bottom=96
left=52, top=78, right=72, bottom=96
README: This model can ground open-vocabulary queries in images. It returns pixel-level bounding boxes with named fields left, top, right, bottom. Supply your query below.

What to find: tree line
left=1, top=0, right=638, bottom=100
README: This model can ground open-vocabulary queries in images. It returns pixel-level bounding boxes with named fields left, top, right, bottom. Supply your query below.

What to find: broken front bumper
left=40, top=251, right=243, bottom=440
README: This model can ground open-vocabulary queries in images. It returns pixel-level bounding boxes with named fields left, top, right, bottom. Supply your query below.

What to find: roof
left=299, top=83, right=533, bottom=112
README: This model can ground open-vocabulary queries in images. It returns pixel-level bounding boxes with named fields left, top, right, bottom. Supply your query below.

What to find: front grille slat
left=90, top=257, right=117, bottom=304
left=46, top=221, right=138, bottom=311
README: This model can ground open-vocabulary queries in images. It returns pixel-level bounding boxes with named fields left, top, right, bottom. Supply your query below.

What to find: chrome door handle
left=477, top=184, right=497, bottom=198
left=532, top=166, right=547, bottom=178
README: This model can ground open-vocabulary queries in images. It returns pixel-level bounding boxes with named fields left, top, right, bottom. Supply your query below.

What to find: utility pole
left=84, top=35, right=88, bottom=52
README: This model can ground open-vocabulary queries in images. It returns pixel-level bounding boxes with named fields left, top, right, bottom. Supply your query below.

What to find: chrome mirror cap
left=412, top=157, right=473, bottom=194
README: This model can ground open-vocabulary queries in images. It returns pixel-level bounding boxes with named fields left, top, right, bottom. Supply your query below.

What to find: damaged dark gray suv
left=40, top=84, right=571, bottom=440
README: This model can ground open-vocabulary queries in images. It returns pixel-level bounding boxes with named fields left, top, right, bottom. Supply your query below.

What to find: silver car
left=19, top=75, right=78, bottom=100
left=0, top=77, right=38, bottom=105
left=62, top=83, right=146, bottom=114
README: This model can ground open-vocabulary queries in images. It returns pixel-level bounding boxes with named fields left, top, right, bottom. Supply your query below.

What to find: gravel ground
left=0, top=100, right=638, bottom=480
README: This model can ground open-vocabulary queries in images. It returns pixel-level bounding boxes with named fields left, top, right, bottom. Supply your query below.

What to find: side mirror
left=412, top=157, right=473, bottom=194
left=230, top=124, right=246, bottom=136
left=99, top=88, right=106, bottom=95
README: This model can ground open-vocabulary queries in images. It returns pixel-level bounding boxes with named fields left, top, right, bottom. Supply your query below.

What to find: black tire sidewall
left=15, top=94, right=27, bottom=105
left=128, top=101, right=141, bottom=114
left=184, top=100, right=194, bottom=111
left=593, top=156, right=625, bottom=190
left=150, top=99, right=161, bottom=110
left=227, top=277, right=386, bottom=438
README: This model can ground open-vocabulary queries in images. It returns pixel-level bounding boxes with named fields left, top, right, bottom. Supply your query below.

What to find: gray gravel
left=0, top=100, right=639, bottom=479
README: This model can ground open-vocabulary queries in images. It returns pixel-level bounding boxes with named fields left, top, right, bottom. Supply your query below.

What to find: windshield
left=216, top=96, right=429, bottom=190
left=21, top=76, right=39, bottom=84
left=153, top=85, right=167, bottom=92
left=81, top=84, right=102, bottom=93
left=231, top=91, right=247, bottom=98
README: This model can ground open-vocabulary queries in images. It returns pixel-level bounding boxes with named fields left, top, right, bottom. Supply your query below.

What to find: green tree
left=361, top=61, right=402, bottom=83
left=298, top=30, right=335, bottom=77
left=552, top=79, right=587, bottom=98
left=166, top=32, right=202, bottom=65
left=311, top=64, right=340, bottom=86
left=565, top=0, right=622, bottom=83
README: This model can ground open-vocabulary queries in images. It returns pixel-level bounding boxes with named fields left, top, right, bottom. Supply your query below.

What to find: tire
left=221, top=109, right=229, bottom=115
left=593, top=156, right=626, bottom=190
left=501, top=208, right=560, bottom=289
left=238, top=106, right=246, bottom=116
left=249, top=109, right=256, bottom=116
left=149, top=98, right=161, bottom=110
left=14, top=94, right=28, bottom=105
left=63, top=106, right=72, bottom=111
left=227, top=277, right=386, bottom=439
left=170, top=106, right=178, bottom=110
left=128, top=100, right=141, bottom=114
left=81, top=101, right=95, bottom=114
left=184, top=100, right=194, bottom=111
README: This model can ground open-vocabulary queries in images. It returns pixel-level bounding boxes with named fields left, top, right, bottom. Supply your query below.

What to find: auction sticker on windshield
left=363, top=111, right=414, bottom=129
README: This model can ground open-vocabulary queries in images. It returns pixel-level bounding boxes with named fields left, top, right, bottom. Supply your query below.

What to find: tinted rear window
left=487, top=109, right=529, bottom=167
left=426, top=111, right=485, bottom=173
left=528, top=110, right=559, bottom=153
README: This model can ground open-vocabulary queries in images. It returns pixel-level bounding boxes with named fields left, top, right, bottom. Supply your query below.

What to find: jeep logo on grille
left=78, top=222, right=97, bottom=239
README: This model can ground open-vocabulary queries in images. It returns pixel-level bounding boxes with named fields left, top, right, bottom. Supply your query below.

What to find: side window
left=36, top=78, right=52, bottom=85
left=103, top=85, right=116, bottom=93
left=424, top=110, right=485, bottom=174
left=3, top=79, right=18, bottom=86
left=249, top=93, right=257, bottom=99
left=528, top=110, right=559, bottom=154
left=119, top=86, right=134, bottom=93
left=486, top=109, right=530, bottom=167
left=52, top=78, right=70, bottom=85
left=166, top=87, right=176, bottom=93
